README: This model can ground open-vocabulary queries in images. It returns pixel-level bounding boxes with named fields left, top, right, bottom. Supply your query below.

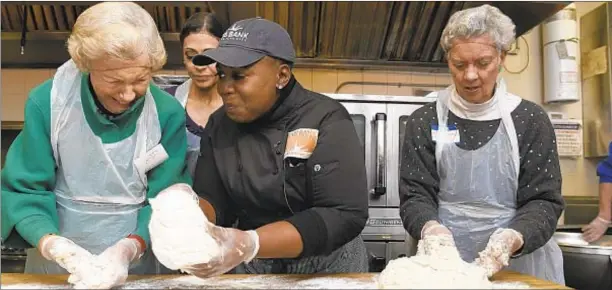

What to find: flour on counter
left=4, top=275, right=378, bottom=289
left=378, top=235, right=495, bottom=289
left=122, top=275, right=379, bottom=289
left=148, top=184, right=221, bottom=271
left=3, top=275, right=528, bottom=290
left=492, top=282, right=531, bottom=289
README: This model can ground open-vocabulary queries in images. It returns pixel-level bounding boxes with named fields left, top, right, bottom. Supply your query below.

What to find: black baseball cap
left=192, top=17, right=296, bottom=68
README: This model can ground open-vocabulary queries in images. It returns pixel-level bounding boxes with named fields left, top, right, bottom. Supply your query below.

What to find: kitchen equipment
left=553, top=226, right=612, bottom=290
left=151, top=76, right=436, bottom=272
left=328, top=94, right=434, bottom=271
left=561, top=196, right=601, bottom=225
left=152, top=75, right=189, bottom=91
left=1, top=245, right=27, bottom=273
left=542, top=6, right=579, bottom=104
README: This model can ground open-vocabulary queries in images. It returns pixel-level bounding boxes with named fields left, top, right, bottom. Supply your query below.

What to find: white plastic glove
left=475, top=228, right=524, bottom=277
left=39, top=235, right=94, bottom=281
left=70, top=238, right=142, bottom=289
left=182, top=226, right=260, bottom=278
left=421, top=220, right=453, bottom=238
left=417, top=221, right=460, bottom=258
left=149, top=182, right=217, bottom=272
left=582, top=216, right=611, bottom=243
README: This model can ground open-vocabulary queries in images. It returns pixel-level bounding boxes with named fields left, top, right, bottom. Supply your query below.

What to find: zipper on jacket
left=278, top=129, right=296, bottom=214
left=271, top=139, right=281, bottom=175
left=235, top=133, right=243, bottom=172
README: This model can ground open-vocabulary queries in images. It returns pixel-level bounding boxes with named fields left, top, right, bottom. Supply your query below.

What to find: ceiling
left=1, top=1, right=570, bottom=68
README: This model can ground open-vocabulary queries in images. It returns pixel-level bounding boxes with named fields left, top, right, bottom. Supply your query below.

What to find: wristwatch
left=127, top=234, right=147, bottom=260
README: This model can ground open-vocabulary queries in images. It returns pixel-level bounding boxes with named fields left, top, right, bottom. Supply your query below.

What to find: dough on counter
left=149, top=183, right=221, bottom=271
left=378, top=236, right=493, bottom=289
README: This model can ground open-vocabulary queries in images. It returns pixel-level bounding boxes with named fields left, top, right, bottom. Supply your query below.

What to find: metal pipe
left=20, top=5, right=28, bottom=55
left=335, top=81, right=448, bottom=94
left=295, top=58, right=449, bottom=73
left=373, top=113, right=387, bottom=197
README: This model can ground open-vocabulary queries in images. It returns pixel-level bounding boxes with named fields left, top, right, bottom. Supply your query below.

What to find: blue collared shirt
left=598, top=142, right=612, bottom=183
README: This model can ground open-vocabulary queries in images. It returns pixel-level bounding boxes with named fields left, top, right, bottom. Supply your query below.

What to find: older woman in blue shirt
left=583, top=141, right=612, bottom=242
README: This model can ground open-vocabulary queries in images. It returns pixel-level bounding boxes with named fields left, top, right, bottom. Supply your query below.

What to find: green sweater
left=1, top=74, right=192, bottom=249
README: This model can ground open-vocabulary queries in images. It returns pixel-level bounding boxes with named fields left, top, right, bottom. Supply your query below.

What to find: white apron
left=434, top=79, right=565, bottom=285
left=24, top=60, right=163, bottom=275
left=174, top=79, right=201, bottom=178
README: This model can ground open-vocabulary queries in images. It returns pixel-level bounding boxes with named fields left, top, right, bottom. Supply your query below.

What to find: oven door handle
left=372, top=113, right=387, bottom=197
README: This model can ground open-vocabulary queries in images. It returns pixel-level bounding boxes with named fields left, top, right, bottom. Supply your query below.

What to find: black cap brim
left=192, top=46, right=266, bottom=68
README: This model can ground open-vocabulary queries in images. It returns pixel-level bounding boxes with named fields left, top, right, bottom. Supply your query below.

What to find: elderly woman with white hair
left=399, top=4, right=565, bottom=284
left=1, top=1, right=190, bottom=288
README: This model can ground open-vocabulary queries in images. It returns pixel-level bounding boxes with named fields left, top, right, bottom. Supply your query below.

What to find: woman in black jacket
left=163, top=17, right=370, bottom=277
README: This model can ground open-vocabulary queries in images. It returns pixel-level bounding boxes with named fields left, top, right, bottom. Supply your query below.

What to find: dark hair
left=179, top=12, right=224, bottom=45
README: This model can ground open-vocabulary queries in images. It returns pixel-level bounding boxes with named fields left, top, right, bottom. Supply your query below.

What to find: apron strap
left=496, top=79, right=520, bottom=178
left=434, top=88, right=452, bottom=172
left=174, top=79, right=191, bottom=108
left=434, top=79, right=520, bottom=180
left=50, top=60, right=83, bottom=165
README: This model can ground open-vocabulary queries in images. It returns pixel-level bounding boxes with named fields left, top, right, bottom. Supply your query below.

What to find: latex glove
left=582, top=216, right=611, bottom=243
left=156, top=183, right=200, bottom=203
left=421, top=220, right=453, bottom=238
left=417, top=221, right=459, bottom=258
left=475, top=228, right=524, bottom=277
left=183, top=225, right=259, bottom=278
left=39, top=235, right=94, bottom=280
left=71, top=238, right=142, bottom=289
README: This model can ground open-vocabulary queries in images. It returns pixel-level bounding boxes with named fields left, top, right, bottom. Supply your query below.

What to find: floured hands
left=421, top=220, right=454, bottom=239
left=40, top=235, right=143, bottom=289
left=39, top=235, right=94, bottom=279
left=183, top=224, right=259, bottom=278
left=474, top=228, right=524, bottom=277
left=418, top=221, right=460, bottom=258
left=70, top=238, right=142, bottom=289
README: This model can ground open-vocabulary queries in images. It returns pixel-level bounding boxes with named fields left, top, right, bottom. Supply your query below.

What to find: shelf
left=1, top=121, right=24, bottom=130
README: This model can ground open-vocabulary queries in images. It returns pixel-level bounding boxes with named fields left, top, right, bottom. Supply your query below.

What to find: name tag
left=431, top=125, right=460, bottom=144
left=135, top=144, right=169, bottom=173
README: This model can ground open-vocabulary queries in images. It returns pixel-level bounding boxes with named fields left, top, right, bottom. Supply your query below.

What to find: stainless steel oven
left=324, top=94, right=435, bottom=272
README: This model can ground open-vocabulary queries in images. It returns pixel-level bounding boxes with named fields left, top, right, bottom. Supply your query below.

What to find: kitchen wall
left=0, top=2, right=606, bottom=197
left=500, top=2, right=605, bottom=198
left=289, top=2, right=605, bottom=199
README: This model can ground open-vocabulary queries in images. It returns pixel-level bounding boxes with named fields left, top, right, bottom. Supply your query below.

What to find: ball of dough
left=149, top=183, right=221, bottom=271
left=377, top=255, right=493, bottom=289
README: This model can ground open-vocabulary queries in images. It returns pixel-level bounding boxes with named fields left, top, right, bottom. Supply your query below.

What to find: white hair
left=440, top=4, right=516, bottom=52
left=67, top=1, right=167, bottom=72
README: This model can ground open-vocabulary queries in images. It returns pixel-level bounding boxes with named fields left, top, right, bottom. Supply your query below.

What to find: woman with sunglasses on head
left=164, top=12, right=224, bottom=178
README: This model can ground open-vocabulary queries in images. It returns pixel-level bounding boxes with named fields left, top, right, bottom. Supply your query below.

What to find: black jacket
left=193, top=78, right=368, bottom=258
